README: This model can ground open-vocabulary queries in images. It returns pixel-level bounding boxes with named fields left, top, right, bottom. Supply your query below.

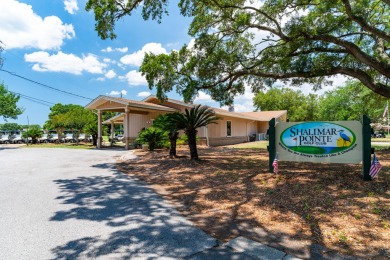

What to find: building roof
left=143, top=95, right=286, bottom=121
left=238, top=111, right=288, bottom=121
left=102, top=113, right=124, bottom=124
left=85, top=95, right=177, bottom=112
left=89, top=94, right=286, bottom=122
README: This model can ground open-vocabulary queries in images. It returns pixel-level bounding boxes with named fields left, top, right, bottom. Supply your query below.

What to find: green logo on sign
left=280, top=122, right=356, bottom=155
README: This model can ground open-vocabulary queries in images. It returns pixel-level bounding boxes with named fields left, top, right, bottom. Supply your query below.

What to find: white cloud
left=64, top=0, right=79, bottom=14
left=24, top=51, right=107, bottom=75
left=119, top=70, right=148, bottom=86
left=233, top=85, right=256, bottom=112
left=101, top=47, right=113, bottom=53
left=101, top=46, right=128, bottom=53
left=194, top=88, right=255, bottom=112
left=194, top=91, right=213, bottom=103
left=289, top=75, right=349, bottom=95
left=137, top=91, right=151, bottom=97
left=105, top=69, right=116, bottom=79
left=116, top=47, right=128, bottom=53
left=108, top=90, right=127, bottom=96
left=187, top=39, right=196, bottom=50
left=120, top=43, right=167, bottom=66
left=0, top=0, right=75, bottom=50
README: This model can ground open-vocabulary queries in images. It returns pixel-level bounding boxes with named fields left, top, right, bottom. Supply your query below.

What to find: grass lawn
left=24, top=143, right=95, bottom=149
left=224, top=140, right=269, bottom=149
left=372, top=137, right=390, bottom=142
left=117, top=145, right=390, bottom=259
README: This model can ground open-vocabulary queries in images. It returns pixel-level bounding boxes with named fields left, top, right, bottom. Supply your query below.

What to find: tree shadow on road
left=50, top=163, right=216, bottom=259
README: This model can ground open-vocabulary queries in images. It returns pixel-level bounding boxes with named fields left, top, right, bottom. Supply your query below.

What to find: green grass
left=24, top=143, right=94, bottom=149
left=225, top=141, right=269, bottom=149
left=372, top=137, right=390, bottom=142
left=372, top=145, right=390, bottom=151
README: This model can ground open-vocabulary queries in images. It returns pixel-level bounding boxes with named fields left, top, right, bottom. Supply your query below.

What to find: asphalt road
left=0, top=148, right=216, bottom=259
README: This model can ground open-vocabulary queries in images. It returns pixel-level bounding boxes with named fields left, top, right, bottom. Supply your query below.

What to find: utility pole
left=26, top=116, right=29, bottom=146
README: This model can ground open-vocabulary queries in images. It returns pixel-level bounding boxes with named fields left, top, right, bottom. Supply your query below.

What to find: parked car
left=109, top=133, right=124, bottom=143
left=0, top=131, right=11, bottom=144
left=78, top=133, right=92, bottom=142
left=78, top=133, right=86, bottom=142
left=48, top=133, right=65, bottom=143
left=39, top=133, right=49, bottom=143
left=64, top=133, right=76, bottom=143
left=9, top=131, right=24, bottom=144
left=372, top=131, right=386, bottom=138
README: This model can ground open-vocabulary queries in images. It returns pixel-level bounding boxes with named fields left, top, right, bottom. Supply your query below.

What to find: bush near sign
left=276, top=121, right=362, bottom=164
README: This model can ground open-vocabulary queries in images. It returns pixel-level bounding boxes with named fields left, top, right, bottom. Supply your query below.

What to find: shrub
left=136, top=127, right=167, bottom=151
left=22, top=125, right=42, bottom=144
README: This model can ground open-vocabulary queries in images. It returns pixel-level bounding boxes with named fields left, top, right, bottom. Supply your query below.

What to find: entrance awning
left=85, top=95, right=177, bottom=113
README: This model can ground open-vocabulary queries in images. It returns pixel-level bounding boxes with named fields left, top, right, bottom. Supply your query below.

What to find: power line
left=9, top=90, right=55, bottom=107
left=0, top=68, right=93, bottom=101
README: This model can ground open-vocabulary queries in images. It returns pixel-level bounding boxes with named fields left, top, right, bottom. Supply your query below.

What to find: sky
left=0, top=0, right=346, bottom=127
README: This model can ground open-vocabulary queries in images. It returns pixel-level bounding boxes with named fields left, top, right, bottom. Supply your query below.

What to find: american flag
left=272, top=153, right=278, bottom=174
left=369, top=154, right=382, bottom=178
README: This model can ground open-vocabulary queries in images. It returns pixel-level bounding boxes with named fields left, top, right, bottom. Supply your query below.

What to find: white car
left=0, top=133, right=10, bottom=144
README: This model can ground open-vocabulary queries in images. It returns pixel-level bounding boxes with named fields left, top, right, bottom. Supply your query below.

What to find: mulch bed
left=117, top=146, right=390, bottom=259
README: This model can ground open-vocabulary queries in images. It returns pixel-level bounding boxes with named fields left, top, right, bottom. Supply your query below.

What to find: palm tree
left=22, top=125, right=42, bottom=144
left=137, top=127, right=167, bottom=151
left=172, top=105, right=219, bottom=160
left=153, top=113, right=181, bottom=157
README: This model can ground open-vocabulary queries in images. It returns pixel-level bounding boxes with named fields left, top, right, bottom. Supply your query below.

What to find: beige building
left=86, top=95, right=287, bottom=149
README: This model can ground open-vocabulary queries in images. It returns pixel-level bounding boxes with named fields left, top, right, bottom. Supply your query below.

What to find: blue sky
left=0, top=0, right=346, bottom=127
left=0, top=0, right=198, bottom=126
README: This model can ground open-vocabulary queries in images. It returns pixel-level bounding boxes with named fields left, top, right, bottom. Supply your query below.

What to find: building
left=85, top=95, right=287, bottom=149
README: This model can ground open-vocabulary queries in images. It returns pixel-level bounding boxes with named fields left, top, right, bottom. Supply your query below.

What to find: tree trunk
left=169, top=131, right=179, bottom=157
left=92, top=134, right=97, bottom=146
left=149, top=140, right=156, bottom=151
left=186, top=129, right=199, bottom=160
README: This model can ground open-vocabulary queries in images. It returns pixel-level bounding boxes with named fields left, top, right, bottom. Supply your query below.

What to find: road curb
left=225, top=237, right=302, bottom=260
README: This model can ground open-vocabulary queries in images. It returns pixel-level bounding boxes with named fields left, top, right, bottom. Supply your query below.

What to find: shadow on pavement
left=50, top=163, right=216, bottom=259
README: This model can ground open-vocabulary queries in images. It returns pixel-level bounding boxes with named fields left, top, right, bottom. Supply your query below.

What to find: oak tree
left=86, top=0, right=390, bottom=103
left=0, top=83, right=23, bottom=121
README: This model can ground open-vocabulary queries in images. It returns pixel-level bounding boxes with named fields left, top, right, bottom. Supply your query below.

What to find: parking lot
left=0, top=148, right=216, bottom=259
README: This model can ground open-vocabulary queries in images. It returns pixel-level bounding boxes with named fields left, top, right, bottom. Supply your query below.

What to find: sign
left=276, top=121, right=362, bottom=163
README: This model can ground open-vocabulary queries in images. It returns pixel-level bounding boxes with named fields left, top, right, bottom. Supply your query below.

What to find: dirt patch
left=117, top=146, right=390, bottom=259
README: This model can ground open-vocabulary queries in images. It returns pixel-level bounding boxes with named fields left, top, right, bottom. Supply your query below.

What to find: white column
left=110, top=122, right=115, bottom=146
left=246, top=122, right=249, bottom=142
left=97, top=110, right=102, bottom=149
left=124, top=107, right=130, bottom=150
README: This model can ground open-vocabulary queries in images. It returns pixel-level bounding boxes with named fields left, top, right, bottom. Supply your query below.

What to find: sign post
left=362, top=115, right=372, bottom=181
left=268, top=118, right=276, bottom=173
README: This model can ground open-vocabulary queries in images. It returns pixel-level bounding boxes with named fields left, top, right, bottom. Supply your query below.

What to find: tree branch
left=199, top=66, right=390, bottom=98
left=288, top=47, right=347, bottom=56
left=306, top=33, right=390, bottom=78
left=341, top=0, right=390, bottom=42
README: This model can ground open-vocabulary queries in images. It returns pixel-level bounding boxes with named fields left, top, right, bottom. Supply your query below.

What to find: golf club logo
left=280, top=122, right=356, bottom=155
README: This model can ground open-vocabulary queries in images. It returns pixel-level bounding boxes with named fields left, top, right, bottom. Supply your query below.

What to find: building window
left=227, top=121, right=232, bottom=137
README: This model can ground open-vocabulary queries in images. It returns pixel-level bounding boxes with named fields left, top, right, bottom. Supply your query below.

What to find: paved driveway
left=0, top=148, right=216, bottom=259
